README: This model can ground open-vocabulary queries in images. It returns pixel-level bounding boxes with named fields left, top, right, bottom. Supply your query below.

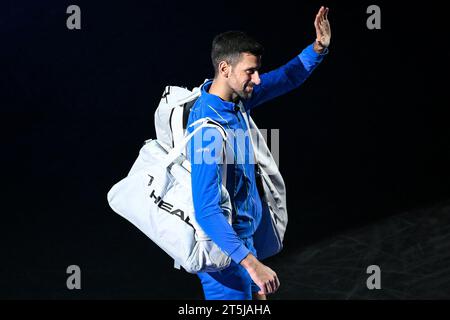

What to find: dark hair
left=211, top=31, right=264, bottom=76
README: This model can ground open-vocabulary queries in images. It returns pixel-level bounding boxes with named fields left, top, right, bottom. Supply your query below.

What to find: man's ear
left=218, top=61, right=230, bottom=78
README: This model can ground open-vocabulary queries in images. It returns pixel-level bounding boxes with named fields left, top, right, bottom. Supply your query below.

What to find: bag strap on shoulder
left=238, top=103, right=259, bottom=165
left=163, top=117, right=227, bottom=168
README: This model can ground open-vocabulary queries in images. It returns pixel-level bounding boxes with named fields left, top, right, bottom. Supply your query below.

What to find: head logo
left=147, top=177, right=193, bottom=229
left=147, top=174, right=154, bottom=186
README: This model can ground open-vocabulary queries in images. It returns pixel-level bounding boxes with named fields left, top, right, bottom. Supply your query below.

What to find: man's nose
left=252, top=71, right=261, bottom=85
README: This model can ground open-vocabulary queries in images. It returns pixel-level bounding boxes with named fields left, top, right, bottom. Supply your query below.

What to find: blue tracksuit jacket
left=187, top=42, right=327, bottom=264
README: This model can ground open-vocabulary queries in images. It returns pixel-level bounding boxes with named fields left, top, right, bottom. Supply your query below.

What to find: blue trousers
left=197, top=237, right=260, bottom=300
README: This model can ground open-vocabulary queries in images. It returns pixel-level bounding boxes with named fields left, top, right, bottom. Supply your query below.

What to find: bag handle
left=163, top=117, right=227, bottom=168
left=175, top=87, right=201, bottom=106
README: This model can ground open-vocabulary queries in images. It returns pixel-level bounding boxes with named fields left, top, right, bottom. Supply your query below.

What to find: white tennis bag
left=107, top=117, right=232, bottom=274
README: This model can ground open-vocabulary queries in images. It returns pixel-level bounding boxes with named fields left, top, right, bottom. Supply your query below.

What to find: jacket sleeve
left=245, top=42, right=328, bottom=110
left=188, top=126, right=250, bottom=264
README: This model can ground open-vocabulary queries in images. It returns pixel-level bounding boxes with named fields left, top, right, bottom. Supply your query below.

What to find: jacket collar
left=200, top=79, right=239, bottom=112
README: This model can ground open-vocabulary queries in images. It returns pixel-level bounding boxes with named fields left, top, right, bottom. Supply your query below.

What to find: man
left=187, top=6, right=331, bottom=300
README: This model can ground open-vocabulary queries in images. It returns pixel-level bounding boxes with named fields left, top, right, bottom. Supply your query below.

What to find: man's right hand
left=240, top=253, right=280, bottom=295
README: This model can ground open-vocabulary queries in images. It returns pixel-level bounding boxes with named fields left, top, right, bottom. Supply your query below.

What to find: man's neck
left=209, top=79, right=238, bottom=102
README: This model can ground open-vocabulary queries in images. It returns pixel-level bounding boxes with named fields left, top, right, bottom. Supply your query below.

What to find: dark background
left=1, top=0, right=448, bottom=299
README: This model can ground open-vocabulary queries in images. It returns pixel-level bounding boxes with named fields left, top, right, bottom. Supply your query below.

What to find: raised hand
left=314, top=6, right=331, bottom=49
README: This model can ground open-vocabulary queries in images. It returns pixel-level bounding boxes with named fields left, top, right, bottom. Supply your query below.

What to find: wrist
left=313, top=40, right=326, bottom=54
left=240, top=253, right=258, bottom=272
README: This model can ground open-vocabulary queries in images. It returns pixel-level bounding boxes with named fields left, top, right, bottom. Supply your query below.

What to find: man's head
left=211, top=31, right=264, bottom=100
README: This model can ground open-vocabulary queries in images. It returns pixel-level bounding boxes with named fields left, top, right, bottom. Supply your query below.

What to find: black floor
left=268, top=200, right=450, bottom=299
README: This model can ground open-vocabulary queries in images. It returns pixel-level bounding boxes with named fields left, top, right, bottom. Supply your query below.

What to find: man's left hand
left=314, top=6, right=331, bottom=52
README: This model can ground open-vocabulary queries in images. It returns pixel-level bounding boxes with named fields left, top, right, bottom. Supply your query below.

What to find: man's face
left=228, top=52, right=261, bottom=100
